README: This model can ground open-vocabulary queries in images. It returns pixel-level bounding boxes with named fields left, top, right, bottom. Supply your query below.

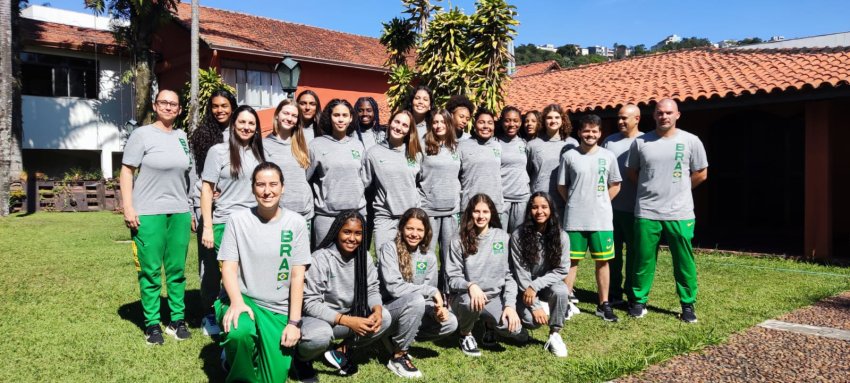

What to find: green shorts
left=567, top=231, right=615, bottom=261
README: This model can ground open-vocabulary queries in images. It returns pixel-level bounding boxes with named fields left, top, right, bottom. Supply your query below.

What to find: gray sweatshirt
left=305, top=135, right=367, bottom=216
left=509, top=229, right=570, bottom=310
left=361, top=141, right=421, bottom=217
left=377, top=241, right=439, bottom=301
left=446, top=228, right=517, bottom=307
left=263, top=134, right=315, bottom=218
left=303, top=245, right=383, bottom=325
left=498, top=135, right=531, bottom=203
left=201, top=143, right=262, bottom=224
left=357, top=127, right=386, bottom=151
left=419, top=145, right=461, bottom=216
left=458, top=137, right=504, bottom=213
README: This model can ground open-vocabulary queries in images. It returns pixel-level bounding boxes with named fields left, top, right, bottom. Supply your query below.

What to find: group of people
left=120, top=85, right=708, bottom=382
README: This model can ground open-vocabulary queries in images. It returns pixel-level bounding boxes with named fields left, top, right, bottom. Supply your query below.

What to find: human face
left=330, top=104, right=352, bottom=137
left=432, top=114, right=447, bottom=138
left=545, top=111, right=562, bottom=136
left=452, top=107, right=470, bottom=132
left=471, top=201, right=491, bottom=231
left=530, top=196, right=551, bottom=226
left=617, top=106, right=640, bottom=133
left=502, top=110, right=521, bottom=138
left=388, top=112, right=411, bottom=146
left=298, top=94, right=318, bottom=121
left=211, top=96, right=232, bottom=125
left=524, top=113, right=538, bottom=137
left=277, top=105, right=299, bottom=133
left=356, top=101, right=374, bottom=127
left=253, top=169, right=283, bottom=210
left=474, top=113, right=495, bottom=139
left=412, top=90, right=430, bottom=117
left=402, top=217, right=426, bottom=249
left=654, top=100, right=680, bottom=132
left=233, top=111, right=257, bottom=144
left=578, top=124, right=601, bottom=148
left=336, top=218, right=363, bottom=256
left=153, top=90, right=181, bottom=124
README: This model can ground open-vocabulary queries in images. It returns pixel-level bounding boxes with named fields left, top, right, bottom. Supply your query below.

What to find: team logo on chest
left=492, top=241, right=505, bottom=254
left=492, top=148, right=501, bottom=158
left=277, top=229, right=293, bottom=289
left=351, top=150, right=361, bottom=160
left=415, top=261, right=427, bottom=275
left=407, top=158, right=417, bottom=168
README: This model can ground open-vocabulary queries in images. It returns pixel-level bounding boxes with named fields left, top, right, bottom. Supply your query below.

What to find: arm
left=627, top=168, right=639, bottom=185
left=510, top=234, right=541, bottom=309
left=529, top=232, right=571, bottom=293
left=200, top=181, right=216, bottom=249
left=220, top=260, right=252, bottom=333
left=557, top=154, right=569, bottom=201
left=445, top=238, right=471, bottom=293
left=365, top=259, right=384, bottom=333
left=119, top=165, right=139, bottom=229
left=691, top=168, right=708, bottom=189
left=281, top=264, right=306, bottom=347
left=557, top=184, right=568, bottom=201
left=608, top=182, right=621, bottom=200
left=360, top=150, right=374, bottom=188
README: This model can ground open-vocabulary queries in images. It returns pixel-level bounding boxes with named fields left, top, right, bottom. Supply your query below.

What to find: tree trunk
left=0, top=0, right=13, bottom=216
left=189, top=0, right=199, bottom=132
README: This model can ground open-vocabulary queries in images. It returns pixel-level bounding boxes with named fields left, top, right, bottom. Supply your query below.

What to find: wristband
left=287, top=319, right=302, bottom=328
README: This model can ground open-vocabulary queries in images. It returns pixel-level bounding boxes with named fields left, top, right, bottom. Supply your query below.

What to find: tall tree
left=0, top=0, right=25, bottom=216
left=85, top=0, right=178, bottom=125
left=189, top=0, right=199, bottom=132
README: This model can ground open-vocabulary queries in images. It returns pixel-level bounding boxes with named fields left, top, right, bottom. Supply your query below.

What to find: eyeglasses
left=155, top=100, right=180, bottom=109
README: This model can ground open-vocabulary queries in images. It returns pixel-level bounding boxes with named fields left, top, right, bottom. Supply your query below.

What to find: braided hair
left=317, top=210, right=371, bottom=318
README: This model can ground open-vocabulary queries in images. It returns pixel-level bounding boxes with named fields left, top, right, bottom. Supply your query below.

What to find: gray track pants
left=500, top=200, right=527, bottom=234
left=517, top=282, right=569, bottom=331
left=297, top=309, right=392, bottom=361
left=385, top=292, right=458, bottom=351
left=428, top=214, right=458, bottom=292
left=372, top=215, right=399, bottom=252
left=452, top=293, right=523, bottom=338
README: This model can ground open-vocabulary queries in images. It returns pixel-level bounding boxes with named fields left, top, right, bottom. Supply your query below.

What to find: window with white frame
left=21, top=52, right=99, bottom=99
left=221, top=60, right=284, bottom=108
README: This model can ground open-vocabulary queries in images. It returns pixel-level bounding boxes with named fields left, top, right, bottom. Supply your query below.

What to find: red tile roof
left=19, top=18, right=122, bottom=54
left=506, top=48, right=850, bottom=113
left=513, top=60, right=560, bottom=77
left=173, top=3, right=393, bottom=71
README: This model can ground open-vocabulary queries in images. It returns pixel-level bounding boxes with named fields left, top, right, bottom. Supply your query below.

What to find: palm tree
left=189, top=0, right=199, bottom=133
left=0, top=0, right=25, bottom=216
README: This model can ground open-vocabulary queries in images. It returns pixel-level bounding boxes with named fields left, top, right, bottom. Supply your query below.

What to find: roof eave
left=207, top=43, right=389, bottom=73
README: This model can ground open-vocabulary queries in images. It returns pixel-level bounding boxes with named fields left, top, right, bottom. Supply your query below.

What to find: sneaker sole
left=323, top=351, right=344, bottom=370
left=595, top=310, right=619, bottom=322
left=461, top=349, right=482, bottom=357
left=165, top=327, right=190, bottom=341
left=629, top=309, right=648, bottom=318
left=145, top=338, right=164, bottom=346
left=386, top=361, right=423, bottom=378
left=680, top=316, right=698, bottom=323
left=544, top=341, right=568, bottom=358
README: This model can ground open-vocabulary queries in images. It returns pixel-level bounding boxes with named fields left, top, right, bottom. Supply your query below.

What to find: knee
left=403, top=294, right=427, bottom=315
left=298, top=319, right=333, bottom=356
left=442, top=312, right=459, bottom=335
left=224, top=313, right=257, bottom=342
left=550, top=284, right=569, bottom=301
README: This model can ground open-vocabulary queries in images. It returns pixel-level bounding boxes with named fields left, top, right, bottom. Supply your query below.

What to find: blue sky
left=43, top=0, right=850, bottom=47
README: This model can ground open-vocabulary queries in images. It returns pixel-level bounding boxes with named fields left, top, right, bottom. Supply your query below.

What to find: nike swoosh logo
left=687, top=222, right=694, bottom=227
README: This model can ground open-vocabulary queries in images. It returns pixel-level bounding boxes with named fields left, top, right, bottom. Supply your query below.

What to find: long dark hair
left=354, top=96, right=381, bottom=135
left=189, top=89, right=237, bottom=175
left=319, top=99, right=356, bottom=138
left=228, top=105, right=265, bottom=178
left=424, top=109, right=457, bottom=156
left=318, top=210, right=371, bottom=318
left=460, top=193, right=502, bottom=258
left=520, top=110, right=541, bottom=141
left=394, top=208, right=433, bottom=282
left=387, top=109, right=421, bottom=161
left=515, top=192, right=563, bottom=269
left=404, top=85, right=435, bottom=125
left=296, top=89, right=323, bottom=136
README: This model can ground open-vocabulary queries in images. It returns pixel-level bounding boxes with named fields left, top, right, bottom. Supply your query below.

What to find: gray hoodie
left=377, top=241, right=439, bottom=301
left=306, top=135, right=366, bottom=215
left=263, top=134, right=315, bottom=218
left=458, top=137, right=504, bottom=213
left=509, top=228, right=570, bottom=310
left=361, top=141, right=421, bottom=217
left=446, top=228, right=517, bottom=307
left=303, top=245, right=383, bottom=325
left=418, top=144, right=461, bottom=216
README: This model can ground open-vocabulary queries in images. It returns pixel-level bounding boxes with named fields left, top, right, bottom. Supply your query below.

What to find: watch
left=288, top=319, right=302, bottom=328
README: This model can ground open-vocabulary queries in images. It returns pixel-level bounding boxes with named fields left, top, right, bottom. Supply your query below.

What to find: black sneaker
left=165, top=320, right=191, bottom=340
left=387, top=353, right=423, bottom=378
left=481, top=328, right=498, bottom=347
left=680, top=304, right=698, bottom=323
left=459, top=334, right=481, bottom=357
left=595, top=301, right=619, bottom=322
left=324, top=348, right=358, bottom=376
left=145, top=325, right=164, bottom=345
left=290, top=358, right=319, bottom=383
left=628, top=302, right=648, bottom=318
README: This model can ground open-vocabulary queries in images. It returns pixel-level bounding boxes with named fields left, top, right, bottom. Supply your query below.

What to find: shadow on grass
left=118, top=290, right=204, bottom=331
left=200, top=342, right=225, bottom=382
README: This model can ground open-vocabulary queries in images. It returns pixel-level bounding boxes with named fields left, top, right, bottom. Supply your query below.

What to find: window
left=222, top=61, right=284, bottom=108
left=21, top=52, right=98, bottom=99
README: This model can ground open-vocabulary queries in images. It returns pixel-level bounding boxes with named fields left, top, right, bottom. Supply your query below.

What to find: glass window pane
left=21, top=64, right=53, bottom=96
left=54, top=67, right=69, bottom=97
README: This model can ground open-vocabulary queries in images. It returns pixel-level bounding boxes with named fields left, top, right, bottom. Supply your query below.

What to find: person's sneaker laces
left=324, top=348, right=358, bottom=376
left=144, top=325, right=164, bottom=346
left=202, top=314, right=221, bottom=336
left=628, top=302, right=648, bottom=318
left=680, top=304, right=698, bottom=323
left=386, top=353, right=423, bottom=378
left=595, top=301, right=619, bottom=322
left=543, top=332, right=568, bottom=357
left=165, top=320, right=191, bottom=340
left=290, top=358, right=319, bottom=383
left=481, top=328, right=498, bottom=347
left=459, top=334, right=481, bottom=357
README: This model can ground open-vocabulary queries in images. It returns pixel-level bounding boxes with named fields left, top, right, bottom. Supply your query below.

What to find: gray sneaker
left=387, top=353, right=422, bottom=378
left=165, top=320, right=191, bottom=340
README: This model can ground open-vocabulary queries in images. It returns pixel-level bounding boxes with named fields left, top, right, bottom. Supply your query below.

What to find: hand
left=341, top=315, right=376, bottom=337
left=367, top=308, right=383, bottom=333
left=191, top=216, right=197, bottom=233
left=123, top=207, right=140, bottom=229
left=281, top=324, right=301, bottom=348
left=468, top=284, right=487, bottom=312
left=213, top=190, right=222, bottom=201
left=202, top=226, right=215, bottom=249
left=532, top=308, right=549, bottom=326
left=435, top=305, right=450, bottom=323
left=222, top=301, right=253, bottom=333
left=523, top=286, right=537, bottom=307
left=502, top=306, right=521, bottom=333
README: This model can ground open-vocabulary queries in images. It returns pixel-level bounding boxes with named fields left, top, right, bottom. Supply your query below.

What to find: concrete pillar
left=804, top=101, right=832, bottom=260
left=101, top=149, right=113, bottom=180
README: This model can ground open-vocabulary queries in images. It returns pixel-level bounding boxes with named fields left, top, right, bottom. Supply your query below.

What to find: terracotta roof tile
left=507, top=48, right=850, bottom=113
left=174, top=3, right=394, bottom=70
left=20, top=18, right=121, bottom=54
left=513, top=60, right=560, bottom=77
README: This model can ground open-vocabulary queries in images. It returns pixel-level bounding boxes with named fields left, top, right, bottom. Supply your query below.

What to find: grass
left=1, top=211, right=848, bottom=383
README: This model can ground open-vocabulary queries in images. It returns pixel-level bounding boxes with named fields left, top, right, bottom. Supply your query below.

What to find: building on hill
left=651, top=34, right=682, bottom=51
left=506, top=47, right=850, bottom=260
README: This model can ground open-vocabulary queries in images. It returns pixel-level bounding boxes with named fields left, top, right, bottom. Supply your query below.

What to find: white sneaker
left=565, top=302, right=581, bottom=320
left=202, top=314, right=221, bottom=336
left=544, top=333, right=568, bottom=357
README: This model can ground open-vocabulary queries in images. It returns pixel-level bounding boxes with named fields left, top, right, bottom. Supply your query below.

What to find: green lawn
left=1, top=212, right=848, bottom=383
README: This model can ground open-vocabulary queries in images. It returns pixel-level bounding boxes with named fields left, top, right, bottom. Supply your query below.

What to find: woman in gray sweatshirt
left=446, top=193, right=525, bottom=357
left=296, top=90, right=322, bottom=144
left=497, top=106, right=531, bottom=232
left=458, top=107, right=504, bottom=216
left=306, top=99, right=367, bottom=245
left=263, top=100, right=314, bottom=225
left=527, top=103, right=578, bottom=215
left=361, top=110, right=422, bottom=250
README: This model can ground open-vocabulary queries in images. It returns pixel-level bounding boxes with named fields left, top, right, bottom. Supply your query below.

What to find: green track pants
left=631, top=218, right=698, bottom=305
left=131, top=212, right=191, bottom=327
left=611, top=210, right=635, bottom=301
left=215, top=295, right=293, bottom=383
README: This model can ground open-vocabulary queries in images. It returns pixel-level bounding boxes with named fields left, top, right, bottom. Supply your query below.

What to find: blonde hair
left=394, top=208, right=433, bottom=282
left=273, top=99, right=310, bottom=168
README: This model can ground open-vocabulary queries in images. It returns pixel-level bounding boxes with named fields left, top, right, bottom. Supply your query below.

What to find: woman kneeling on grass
left=447, top=193, right=526, bottom=357
left=293, top=210, right=391, bottom=382
left=510, top=192, right=571, bottom=357
left=216, top=162, right=311, bottom=382
left=378, top=208, right=458, bottom=378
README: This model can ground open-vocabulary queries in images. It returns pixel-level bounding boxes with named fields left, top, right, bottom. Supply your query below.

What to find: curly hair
left=540, top=103, right=573, bottom=140
left=189, top=89, right=237, bottom=175
left=423, top=109, right=457, bottom=156
left=446, top=94, right=474, bottom=115
left=459, top=193, right=502, bottom=258
left=394, top=208, right=433, bottom=282
left=520, top=110, right=541, bottom=141
left=515, top=192, right=563, bottom=269
left=319, top=98, right=356, bottom=138
left=496, top=105, right=522, bottom=139
left=317, top=210, right=371, bottom=318
left=296, top=90, right=323, bottom=136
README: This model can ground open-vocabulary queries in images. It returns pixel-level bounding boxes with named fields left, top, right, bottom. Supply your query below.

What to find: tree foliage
left=515, top=43, right=567, bottom=67
left=177, top=68, right=235, bottom=131
left=737, top=37, right=764, bottom=46
left=657, top=37, right=712, bottom=52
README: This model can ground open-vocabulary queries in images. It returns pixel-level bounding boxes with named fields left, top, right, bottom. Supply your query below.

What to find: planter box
left=25, top=180, right=122, bottom=212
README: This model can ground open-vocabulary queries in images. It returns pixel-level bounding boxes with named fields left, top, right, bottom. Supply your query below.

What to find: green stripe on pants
left=631, top=218, right=698, bottom=305
left=611, top=210, right=635, bottom=301
left=132, top=212, right=191, bottom=327
left=215, top=295, right=293, bottom=383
